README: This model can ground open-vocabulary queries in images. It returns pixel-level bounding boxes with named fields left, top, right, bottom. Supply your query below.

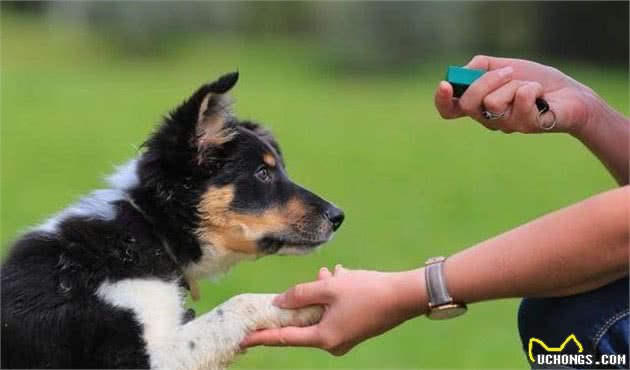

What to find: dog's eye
left=254, top=166, right=272, bottom=183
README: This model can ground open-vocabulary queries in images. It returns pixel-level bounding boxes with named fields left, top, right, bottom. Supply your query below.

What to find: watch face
left=427, top=304, right=467, bottom=320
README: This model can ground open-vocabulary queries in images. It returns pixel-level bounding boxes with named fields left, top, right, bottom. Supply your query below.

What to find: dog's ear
left=239, top=121, right=284, bottom=165
left=142, top=72, right=239, bottom=174
left=170, top=72, right=239, bottom=146
left=166, top=72, right=239, bottom=150
left=190, top=72, right=239, bottom=155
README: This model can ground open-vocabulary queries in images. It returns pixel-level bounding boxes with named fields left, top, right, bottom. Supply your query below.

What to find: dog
left=1, top=72, right=344, bottom=369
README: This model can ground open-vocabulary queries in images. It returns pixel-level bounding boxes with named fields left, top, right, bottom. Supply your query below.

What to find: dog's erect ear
left=239, top=121, right=284, bottom=165
left=193, top=72, right=239, bottom=153
left=142, top=72, right=240, bottom=173
left=206, top=72, right=239, bottom=95
left=195, top=92, right=234, bottom=154
left=161, top=72, right=239, bottom=159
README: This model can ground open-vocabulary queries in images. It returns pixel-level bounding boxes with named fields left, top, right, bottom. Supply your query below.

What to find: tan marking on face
left=285, top=197, right=307, bottom=219
left=263, top=153, right=276, bottom=167
left=196, top=186, right=308, bottom=255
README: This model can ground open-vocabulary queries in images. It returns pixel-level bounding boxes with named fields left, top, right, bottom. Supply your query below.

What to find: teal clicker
left=445, top=66, right=485, bottom=98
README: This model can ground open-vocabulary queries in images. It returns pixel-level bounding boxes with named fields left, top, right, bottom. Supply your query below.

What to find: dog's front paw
left=273, top=302, right=323, bottom=329
left=224, top=293, right=323, bottom=331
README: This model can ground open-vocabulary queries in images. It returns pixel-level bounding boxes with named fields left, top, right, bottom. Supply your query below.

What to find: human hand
left=241, top=265, right=426, bottom=356
left=434, top=55, right=599, bottom=134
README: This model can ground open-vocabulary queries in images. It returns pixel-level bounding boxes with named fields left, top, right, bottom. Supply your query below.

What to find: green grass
left=1, top=13, right=627, bottom=369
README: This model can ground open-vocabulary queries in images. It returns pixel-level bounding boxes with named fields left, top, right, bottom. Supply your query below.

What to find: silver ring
left=537, top=109, right=557, bottom=130
left=482, top=110, right=507, bottom=121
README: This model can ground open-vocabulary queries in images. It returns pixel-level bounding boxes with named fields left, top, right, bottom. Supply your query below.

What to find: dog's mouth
left=257, top=235, right=331, bottom=255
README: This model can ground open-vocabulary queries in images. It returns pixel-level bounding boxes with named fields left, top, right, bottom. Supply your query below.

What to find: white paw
left=274, top=303, right=323, bottom=329
left=223, top=293, right=323, bottom=330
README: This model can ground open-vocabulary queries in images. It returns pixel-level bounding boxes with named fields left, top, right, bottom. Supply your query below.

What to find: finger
left=485, top=110, right=515, bottom=133
left=459, top=66, right=513, bottom=115
left=434, top=81, right=463, bottom=119
left=510, top=81, right=544, bottom=132
left=273, top=280, right=333, bottom=309
left=333, top=264, right=347, bottom=275
left=241, top=326, right=322, bottom=348
left=466, top=55, right=514, bottom=71
left=318, top=267, right=333, bottom=280
left=482, top=80, right=526, bottom=114
left=479, top=117, right=502, bottom=132
left=481, top=81, right=531, bottom=133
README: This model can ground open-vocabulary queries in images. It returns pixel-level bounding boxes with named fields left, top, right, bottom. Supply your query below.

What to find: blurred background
left=1, top=1, right=627, bottom=368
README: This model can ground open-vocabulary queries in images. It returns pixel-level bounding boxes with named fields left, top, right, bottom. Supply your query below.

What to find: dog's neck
left=110, top=158, right=254, bottom=288
left=126, top=193, right=248, bottom=301
left=184, top=243, right=255, bottom=280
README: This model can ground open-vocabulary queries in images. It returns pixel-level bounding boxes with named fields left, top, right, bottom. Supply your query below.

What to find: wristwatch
left=424, top=256, right=467, bottom=320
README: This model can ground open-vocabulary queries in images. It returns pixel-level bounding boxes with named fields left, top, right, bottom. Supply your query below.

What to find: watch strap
left=425, top=257, right=453, bottom=307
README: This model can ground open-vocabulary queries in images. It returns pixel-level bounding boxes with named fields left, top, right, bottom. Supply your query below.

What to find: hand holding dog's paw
left=242, top=266, right=427, bottom=356
left=222, top=293, right=323, bottom=332
left=272, top=301, right=324, bottom=329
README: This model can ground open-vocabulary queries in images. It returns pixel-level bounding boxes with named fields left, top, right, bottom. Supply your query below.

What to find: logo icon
left=528, top=334, right=584, bottom=363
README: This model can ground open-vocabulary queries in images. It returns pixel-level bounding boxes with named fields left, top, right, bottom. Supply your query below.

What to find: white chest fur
left=97, top=279, right=185, bottom=358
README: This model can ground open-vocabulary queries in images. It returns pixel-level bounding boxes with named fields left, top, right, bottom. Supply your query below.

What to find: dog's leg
left=150, top=294, right=323, bottom=370
left=97, top=279, right=321, bottom=370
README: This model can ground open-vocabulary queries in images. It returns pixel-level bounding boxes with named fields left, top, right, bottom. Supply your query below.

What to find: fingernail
left=498, top=66, right=513, bottom=78
left=273, top=294, right=285, bottom=306
left=439, top=81, right=450, bottom=94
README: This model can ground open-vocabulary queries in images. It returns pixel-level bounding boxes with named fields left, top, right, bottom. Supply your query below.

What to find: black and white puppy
left=1, top=72, right=344, bottom=369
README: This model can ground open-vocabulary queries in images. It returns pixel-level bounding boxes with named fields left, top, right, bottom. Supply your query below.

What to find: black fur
left=1, top=203, right=167, bottom=368
left=1, top=73, right=343, bottom=369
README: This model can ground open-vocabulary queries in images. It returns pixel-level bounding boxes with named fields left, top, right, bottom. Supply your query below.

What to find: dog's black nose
left=324, top=206, right=345, bottom=231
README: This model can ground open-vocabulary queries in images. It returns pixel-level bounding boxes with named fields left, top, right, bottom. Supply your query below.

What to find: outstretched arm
left=446, top=185, right=629, bottom=302
left=243, top=186, right=629, bottom=354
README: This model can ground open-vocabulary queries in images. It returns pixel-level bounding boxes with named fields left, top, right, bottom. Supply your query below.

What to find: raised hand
left=434, top=55, right=595, bottom=134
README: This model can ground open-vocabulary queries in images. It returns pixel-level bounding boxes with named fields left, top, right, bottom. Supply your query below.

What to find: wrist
left=390, top=269, right=428, bottom=319
left=570, top=85, right=619, bottom=140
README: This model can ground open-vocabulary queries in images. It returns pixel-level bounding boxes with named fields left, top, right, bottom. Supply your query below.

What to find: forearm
left=393, top=187, right=629, bottom=317
left=446, top=186, right=628, bottom=303
left=573, top=90, right=629, bottom=185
